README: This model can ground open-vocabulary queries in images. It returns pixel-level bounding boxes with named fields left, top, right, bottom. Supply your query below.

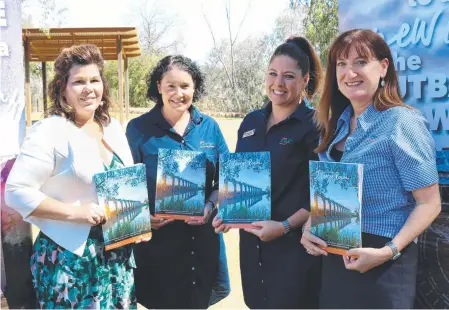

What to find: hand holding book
left=151, top=215, right=175, bottom=230
left=301, top=218, right=329, bottom=256
left=244, top=220, right=285, bottom=242
left=185, top=201, right=214, bottom=225
left=342, top=246, right=393, bottom=273
left=69, top=202, right=106, bottom=226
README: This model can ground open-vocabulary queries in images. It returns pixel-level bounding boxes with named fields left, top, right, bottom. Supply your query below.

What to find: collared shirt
left=236, top=102, right=321, bottom=308
left=125, top=105, right=228, bottom=308
left=319, top=104, right=438, bottom=239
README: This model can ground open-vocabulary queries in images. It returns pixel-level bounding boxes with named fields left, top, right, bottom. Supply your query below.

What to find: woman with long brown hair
left=301, top=29, right=441, bottom=308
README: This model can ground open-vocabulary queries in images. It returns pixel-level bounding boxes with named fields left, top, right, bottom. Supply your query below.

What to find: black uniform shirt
left=236, top=101, right=321, bottom=309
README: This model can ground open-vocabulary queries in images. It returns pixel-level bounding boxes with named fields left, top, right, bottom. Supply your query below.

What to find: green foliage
left=219, top=203, right=270, bottom=221
left=312, top=220, right=361, bottom=248
left=310, top=162, right=359, bottom=195
left=156, top=196, right=204, bottom=215
left=292, top=0, right=339, bottom=67
left=106, top=214, right=152, bottom=243
left=94, top=165, right=146, bottom=200
left=220, top=152, right=271, bottom=182
left=104, top=53, right=161, bottom=108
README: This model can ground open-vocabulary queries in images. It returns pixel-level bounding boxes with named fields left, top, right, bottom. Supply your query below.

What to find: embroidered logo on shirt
left=200, top=141, right=215, bottom=148
left=279, top=137, right=294, bottom=145
left=242, top=129, right=255, bottom=138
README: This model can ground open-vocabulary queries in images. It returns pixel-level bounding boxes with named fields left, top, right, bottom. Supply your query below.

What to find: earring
left=380, top=77, right=385, bottom=88
left=100, top=101, right=104, bottom=106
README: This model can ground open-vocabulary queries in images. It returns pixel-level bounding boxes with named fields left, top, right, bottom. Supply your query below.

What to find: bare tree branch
left=202, top=7, right=233, bottom=93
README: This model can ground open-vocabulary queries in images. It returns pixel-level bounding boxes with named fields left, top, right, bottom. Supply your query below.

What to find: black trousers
left=320, top=233, right=418, bottom=309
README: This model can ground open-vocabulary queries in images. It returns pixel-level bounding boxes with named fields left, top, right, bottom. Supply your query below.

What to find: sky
left=22, top=0, right=290, bottom=62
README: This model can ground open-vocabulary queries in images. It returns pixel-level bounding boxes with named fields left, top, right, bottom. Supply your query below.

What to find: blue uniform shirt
left=126, top=104, right=229, bottom=212
left=125, top=104, right=229, bottom=308
left=318, top=104, right=438, bottom=239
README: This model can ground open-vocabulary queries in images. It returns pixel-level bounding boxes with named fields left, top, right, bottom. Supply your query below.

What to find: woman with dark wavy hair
left=301, top=29, right=441, bottom=308
left=6, top=44, right=143, bottom=308
left=126, top=55, right=230, bottom=309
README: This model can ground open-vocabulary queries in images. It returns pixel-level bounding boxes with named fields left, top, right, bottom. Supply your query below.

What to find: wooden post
left=124, top=57, right=129, bottom=122
left=117, top=37, right=124, bottom=125
left=42, top=62, right=47, bottom=114
left=24, top=38, right=31, bottom=127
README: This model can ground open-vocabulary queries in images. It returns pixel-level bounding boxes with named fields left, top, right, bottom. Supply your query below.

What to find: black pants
left=320, top=233, right=418, bottom=309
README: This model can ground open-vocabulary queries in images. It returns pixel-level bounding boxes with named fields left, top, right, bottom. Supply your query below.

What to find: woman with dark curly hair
left=5, top=44, right=143, bottom=309
left=126, top=55, right=230, bottom=309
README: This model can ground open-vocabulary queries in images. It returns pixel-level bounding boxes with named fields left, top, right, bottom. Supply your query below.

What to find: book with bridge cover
left=155, top=149, right=207, bottom=220
left=94, top=164, right=152, bottom=251
left=309, top=160, right=363, bottom=256
left=218, top=152, right=271, bottom=228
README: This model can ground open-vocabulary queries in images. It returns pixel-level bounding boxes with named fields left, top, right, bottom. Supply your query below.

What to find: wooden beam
left=42, top=62, right=47, bottom=114
left=23, top=27, right=137, bottom=34
left=24, top=34, right=137, bottom=41
left=117, top=37, right=124, bottom=125
left=124, top=57, right=129, bottom=121
left=29, top=41, right=139, bottom=48
left=24, top=38, right=32, bottom=127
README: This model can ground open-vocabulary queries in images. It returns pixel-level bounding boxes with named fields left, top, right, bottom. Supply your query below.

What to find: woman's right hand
left=300, top=224, right=329, bottom=256
left=151, top=215, right=174, bottom=230
left=72, top=203, right=106, bottom=226
left=212, top=215, right=231, bottom=234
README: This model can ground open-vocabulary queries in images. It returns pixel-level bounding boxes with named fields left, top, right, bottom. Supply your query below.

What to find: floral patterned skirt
left=30, top=226, right=137, bottom=309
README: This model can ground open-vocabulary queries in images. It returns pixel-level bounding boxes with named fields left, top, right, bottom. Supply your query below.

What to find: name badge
left=242, top=129, right=255, bottom=138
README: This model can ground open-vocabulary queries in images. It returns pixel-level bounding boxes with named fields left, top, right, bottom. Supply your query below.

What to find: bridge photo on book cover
left=218, top=152, right=271, bottom=224
left=155, top=149, right=206, bottom=217
left=309, top=161, right=363, bottom=251
left=94, top=164, right=152, bottom=249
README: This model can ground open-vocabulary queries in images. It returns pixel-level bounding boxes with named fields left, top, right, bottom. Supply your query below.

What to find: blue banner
left=339, top=0, right=449, bottom=183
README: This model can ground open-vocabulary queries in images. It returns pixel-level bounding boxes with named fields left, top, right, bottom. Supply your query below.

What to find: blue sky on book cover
left=155, top=149, right=206, bottom=215
left=94, top=164, right=151, bottom=246
left=218, top=152, right=271, bottom=223
left=309, top=161, right=363, bottom=250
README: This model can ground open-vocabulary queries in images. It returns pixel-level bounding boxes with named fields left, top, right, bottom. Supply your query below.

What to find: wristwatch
left=207, top=200, right=216, bottom=210
left=282, top=220, right=291, bottom=235
left=385, top=241, right=401, bottom=260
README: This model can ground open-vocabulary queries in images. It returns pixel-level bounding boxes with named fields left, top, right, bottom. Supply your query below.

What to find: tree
left=202, top=0, right=253, bottom=113
left=201, top=36, right=268, bottom=113
left=103, top=52, right=160, bottom=108
left=134, top=0, right=183, bottom=54
left=290, top=0, right=339, bottom=67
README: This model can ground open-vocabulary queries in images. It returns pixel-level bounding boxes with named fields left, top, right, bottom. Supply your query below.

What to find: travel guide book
left=155, top=149, right=206, bottom=220
left=94, top=164, right=152, bottom=251
left=309, top=160, right=363, bottom=256
left=218, top=152, right=271, bottom=228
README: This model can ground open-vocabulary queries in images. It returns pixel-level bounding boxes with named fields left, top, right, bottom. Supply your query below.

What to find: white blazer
left=5, top=115, right=134, bottom=256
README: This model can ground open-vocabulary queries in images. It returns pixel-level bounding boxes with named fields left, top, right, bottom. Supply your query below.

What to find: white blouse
left=5, top=115, right=134, bottom=256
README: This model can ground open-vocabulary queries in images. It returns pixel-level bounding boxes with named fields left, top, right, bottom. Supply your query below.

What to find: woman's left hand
left=185, top=202, right=213, bottom=226
left=343, top=246, right=393, bottom=273
left=134, top=236, right=152, bottom=244
left=244, top=220, right=284, bottom=242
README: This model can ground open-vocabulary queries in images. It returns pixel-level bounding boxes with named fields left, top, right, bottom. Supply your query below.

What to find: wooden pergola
left=22, top=27, right=142, bottom=126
